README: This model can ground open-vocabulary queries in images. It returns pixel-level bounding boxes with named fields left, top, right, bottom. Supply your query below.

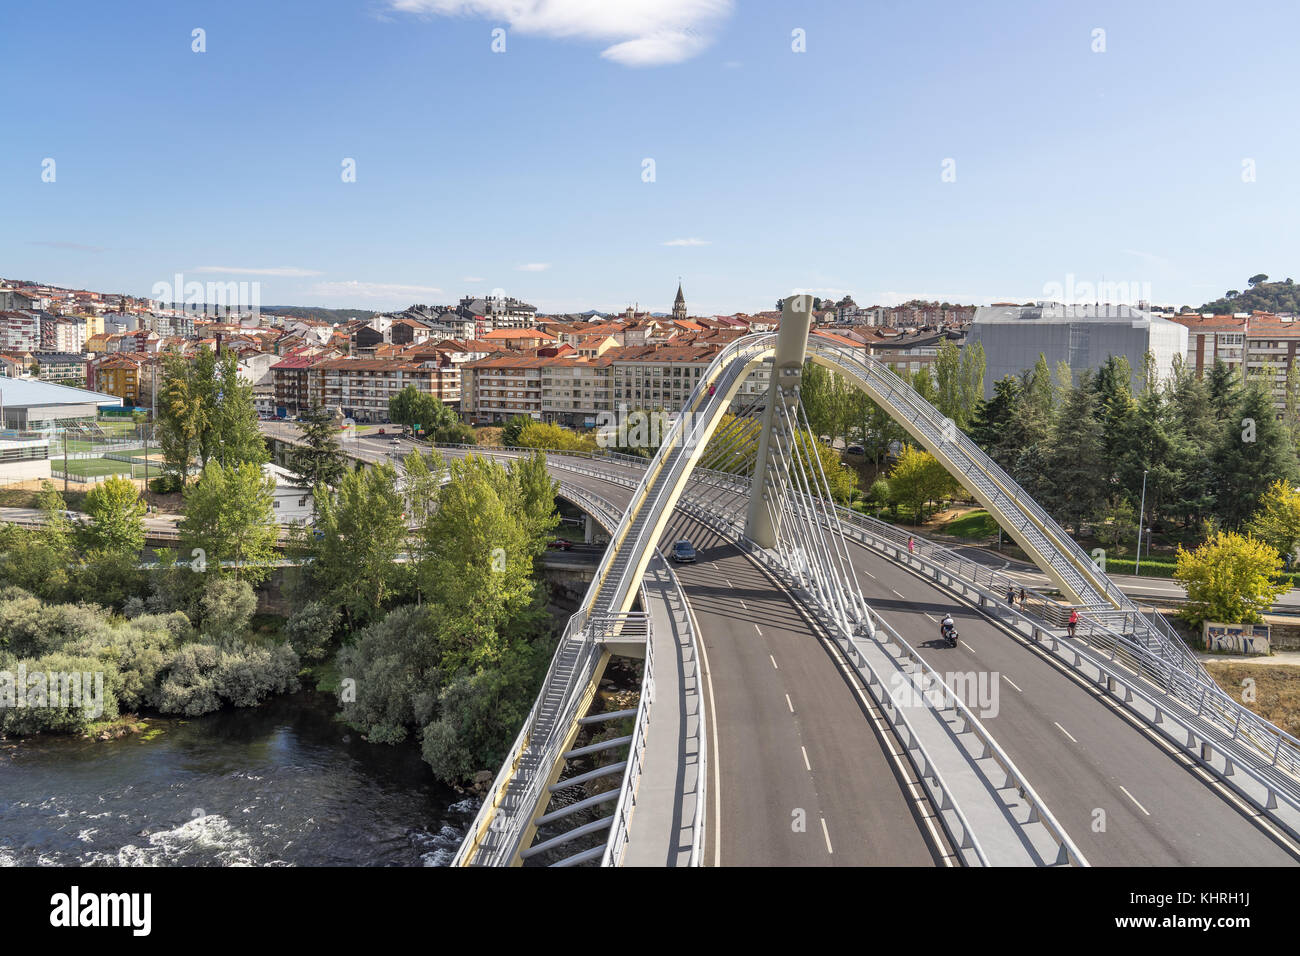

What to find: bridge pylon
left=744, top=294, right=814, bottom=548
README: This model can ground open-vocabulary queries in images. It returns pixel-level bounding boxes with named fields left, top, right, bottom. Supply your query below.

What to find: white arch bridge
left=451, top=298, right=1300, bottom=868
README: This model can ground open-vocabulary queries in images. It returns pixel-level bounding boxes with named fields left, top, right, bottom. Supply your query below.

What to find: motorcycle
left=941, top=624, right=958, bottom=648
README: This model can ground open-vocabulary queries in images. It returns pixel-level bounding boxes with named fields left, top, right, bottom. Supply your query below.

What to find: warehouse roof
left=0, top=377, right=122, bottom=408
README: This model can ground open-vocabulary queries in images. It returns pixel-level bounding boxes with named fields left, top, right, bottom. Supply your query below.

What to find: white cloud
left=662, top=237, right=710, bottom=246
left=310, top=280, right=444, bottom=300
left=517, top=262, right=550, bottom=272
left=194, top=266, right=323, bottom=277
left=390, top=0, right=733, bottom=66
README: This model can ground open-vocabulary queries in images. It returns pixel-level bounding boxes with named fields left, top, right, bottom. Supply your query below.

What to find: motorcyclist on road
left=940, top=614, right=956, bottom=642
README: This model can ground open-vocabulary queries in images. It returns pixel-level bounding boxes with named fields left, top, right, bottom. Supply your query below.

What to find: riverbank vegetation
left=288, top=447, right=564, bottom=787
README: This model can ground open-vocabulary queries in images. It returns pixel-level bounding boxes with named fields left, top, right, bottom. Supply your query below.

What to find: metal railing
left=602, top=618, right=654, bottom=867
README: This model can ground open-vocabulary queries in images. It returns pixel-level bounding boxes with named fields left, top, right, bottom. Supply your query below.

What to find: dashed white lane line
left=769, top=654, right=778, bottom=670
left=801, top=746, right=811, bottom=771
left=1054, top=721, right=1078, bottom=743
left=755, top=624, right=763, bottom=636
left=1002, top=675, right=1023, bottom=693
left=725, top=579, right=734, bottom=589
left=861, top=569, right=875, bottom=579
left=820, top=817, right=834, bottom=854
left=891, top=588, right=905, bottom=599
left=1119, top=786, right=1151, bottom=816
left=924, top=613, right=937, bottom=623
left=785, top=694, right=794, bottom=713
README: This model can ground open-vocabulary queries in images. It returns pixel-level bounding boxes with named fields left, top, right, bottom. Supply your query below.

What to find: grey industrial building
left=965, top=303, right=1188, bottom=397
left=0, top=377, right=122, bottom=431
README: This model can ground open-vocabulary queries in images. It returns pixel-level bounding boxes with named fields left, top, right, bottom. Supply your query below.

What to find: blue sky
left=3, top=0, right=1298, bottom=315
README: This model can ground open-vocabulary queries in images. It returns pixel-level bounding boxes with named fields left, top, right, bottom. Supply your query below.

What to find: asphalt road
left=259, top=427, right=1300, bottom=865
left=842, top=539, right=1299, bottom=865
left=551, top=467, right=948, bottom=866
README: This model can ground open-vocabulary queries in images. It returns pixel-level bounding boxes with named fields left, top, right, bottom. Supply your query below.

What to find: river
left=0, top=691, right=475, bottom=867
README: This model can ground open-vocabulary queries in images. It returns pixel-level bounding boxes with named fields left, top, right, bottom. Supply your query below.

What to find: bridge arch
left=589, top=329, right=1119, bottom=623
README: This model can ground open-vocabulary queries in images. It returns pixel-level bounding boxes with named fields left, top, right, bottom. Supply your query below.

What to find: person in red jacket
left=1067, top=608, right=1079, bottom=638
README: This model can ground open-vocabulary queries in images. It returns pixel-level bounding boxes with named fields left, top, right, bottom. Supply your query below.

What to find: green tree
left=969, top=375, right=1020, bottom=455
left=0, top=483, right=74, bottom=600
left=516, top=421, right=597, bottom=453
left=1211, top=379, right=1298, bottom=528
left=388, top=385, right=456, bottom=438
left=500, top=415, right=532, bottom=447
left=208, top=350, right=267, bottom=468
left=287, top=404, right=347, bottom=494
left=889, top=446, right=957, bottom=522
left=1097, top=495, right=1138, bottom=555
left=306, top=461, right=411, bottom=627
left=417, top=455, right=549, bottom=671
left=179, top=461, right=278, bottom=583
left=1175, top=531, right=1287, bottom=628
left=1245, top=479, right=1300, bottom=562
left=1045, top=372, right=1106, bottom=535
left=156, top=350, right=207, bottom=483
left=81, top=475, right=145, bottom=555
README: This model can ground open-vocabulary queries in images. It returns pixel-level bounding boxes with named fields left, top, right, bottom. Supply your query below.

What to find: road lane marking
left=769, top=654, right=778, bottom=670
left=725, top=579, right=734, bottom=589
left=1119, top=786, right=1151, bottom=816
left=1002, top=675, right=1023, bottom=693
left=755, top=624, right=762, bottom=636
left=785, top=694, right=794, bottom=713
left=1054, top=721, right=1077, bottom=743
left=801, top=746, right=811, bottom=771
left=891, top=588, right=904, bottom=598
left=820, top=817, right=833, bottom=854
left=861, top=569, right=875, bottom=579
left=924, top=613, right=937, bottom=623
left=739, top=599, right=747, bottom=610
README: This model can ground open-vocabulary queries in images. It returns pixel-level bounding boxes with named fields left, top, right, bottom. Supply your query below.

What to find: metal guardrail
left=677, top=461, right=1300, bottom=837
left=602, top=617, right=653, bottom=867
left=515, top=447, right=1087, bottom=865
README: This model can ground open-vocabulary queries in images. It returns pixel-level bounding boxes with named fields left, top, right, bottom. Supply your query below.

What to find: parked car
left=548, top=538, right=573, bottom=551
left=671, top=540, right=696, bottom=563
left=846, top=445, right=865, bottom=456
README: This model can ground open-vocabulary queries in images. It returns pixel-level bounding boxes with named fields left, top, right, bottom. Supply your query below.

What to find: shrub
left=285, top=601, right=341, bottom=663
left=149, top=475, right=182, bottom=495
left=197, top=576, right=257, bottom=639
left=0, top=652, right=123, bottom=736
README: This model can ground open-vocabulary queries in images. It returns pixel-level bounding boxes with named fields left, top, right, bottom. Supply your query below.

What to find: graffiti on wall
left=1203, top=622, right=1271, bottom=655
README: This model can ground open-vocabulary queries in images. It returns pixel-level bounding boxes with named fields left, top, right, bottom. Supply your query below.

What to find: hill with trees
left=1199, top=274, right=1300, bottom=314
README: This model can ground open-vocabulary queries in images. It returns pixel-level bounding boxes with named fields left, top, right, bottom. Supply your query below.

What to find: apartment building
left=542, top=357, right=612, bottom=426
left=0, top=311, right=39, bottom=351
left=91, top=353, right=149, bottom=407
left=605, top=344, right=722, bottom=410
left=462, top=355, right=547, bottom=422
left=307, top=357, right=460, bottom=423
left=33, top=352, right=88, bottom=385
left=271, top=353, right=318, bottom=418
left=53, top=317, right=87, bottom=353
left=1172, top=313, right=1247, bottom=378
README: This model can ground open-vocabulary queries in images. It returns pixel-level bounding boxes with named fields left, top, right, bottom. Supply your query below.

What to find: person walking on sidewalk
left=1067, top=608, right=1079, bottom=638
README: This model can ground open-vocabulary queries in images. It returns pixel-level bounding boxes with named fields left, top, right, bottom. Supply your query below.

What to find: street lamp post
left=1135, top=468, right=1148, bottom=576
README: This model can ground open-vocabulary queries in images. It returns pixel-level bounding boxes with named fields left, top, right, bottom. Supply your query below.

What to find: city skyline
left=5, top=0, right=1299, bottom=314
